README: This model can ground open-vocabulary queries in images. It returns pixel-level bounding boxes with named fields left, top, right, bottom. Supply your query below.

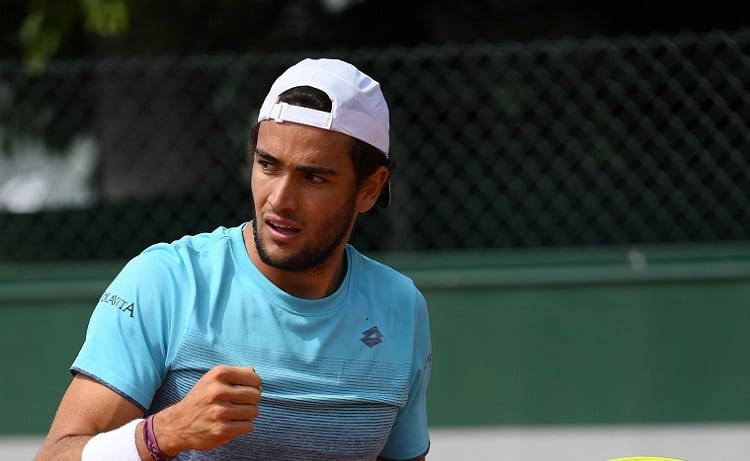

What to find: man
left=34, top=58, right=432, bottom=461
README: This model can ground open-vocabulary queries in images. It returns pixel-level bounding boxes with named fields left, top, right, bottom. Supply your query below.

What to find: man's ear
left=357, top=166, right=390, bottom=213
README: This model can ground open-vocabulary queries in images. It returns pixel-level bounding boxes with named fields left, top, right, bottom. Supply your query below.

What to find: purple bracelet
left=143, top=414, right=174, bottom=461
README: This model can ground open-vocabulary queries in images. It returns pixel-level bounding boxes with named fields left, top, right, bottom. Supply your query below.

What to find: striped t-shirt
left=72, top=224, right=432, bottom=460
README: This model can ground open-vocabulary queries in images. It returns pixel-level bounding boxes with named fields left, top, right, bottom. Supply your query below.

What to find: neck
left=242, top=224, right=347, bottom=299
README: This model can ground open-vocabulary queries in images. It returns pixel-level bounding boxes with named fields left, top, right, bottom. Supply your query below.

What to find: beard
left=252, top=199, right=357, bottom=272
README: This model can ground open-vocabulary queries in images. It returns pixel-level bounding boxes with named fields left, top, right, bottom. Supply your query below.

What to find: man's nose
left=267, top=174, right=298, bottom=211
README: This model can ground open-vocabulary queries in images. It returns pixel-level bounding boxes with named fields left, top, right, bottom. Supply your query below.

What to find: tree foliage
left=16, top=0, right=129, bottom=72
left=3, top=0, right=748, bottom=70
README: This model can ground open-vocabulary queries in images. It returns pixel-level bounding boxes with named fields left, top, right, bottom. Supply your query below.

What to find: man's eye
left=306, top=173, right=326, bottom=184
left=258, top=160, right=274, bottom=171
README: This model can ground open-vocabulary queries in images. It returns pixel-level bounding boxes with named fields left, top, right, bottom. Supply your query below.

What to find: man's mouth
left=266, top=219, right=301, bottom=236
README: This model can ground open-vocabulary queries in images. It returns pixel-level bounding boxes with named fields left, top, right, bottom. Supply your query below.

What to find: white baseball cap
left=258, top=58, right=390, bottom=153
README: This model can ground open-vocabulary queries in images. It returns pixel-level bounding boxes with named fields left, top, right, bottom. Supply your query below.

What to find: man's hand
left=151, top=365, right=262, bottom=456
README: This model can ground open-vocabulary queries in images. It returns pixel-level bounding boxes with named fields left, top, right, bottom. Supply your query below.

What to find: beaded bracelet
left=143, top=414, right=174, bottom=461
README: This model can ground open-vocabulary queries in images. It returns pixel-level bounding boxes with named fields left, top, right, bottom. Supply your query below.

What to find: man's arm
left=35, top=365, right=262, bottom=461
left=34, top=374, right=146, bottom=461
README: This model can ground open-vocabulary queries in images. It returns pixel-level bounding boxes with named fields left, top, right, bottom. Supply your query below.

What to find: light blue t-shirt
left=72, top=224, right=431, bottom=460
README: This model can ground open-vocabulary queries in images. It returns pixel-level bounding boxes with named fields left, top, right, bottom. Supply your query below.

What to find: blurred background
left=1, top=1, right=750, bottom=459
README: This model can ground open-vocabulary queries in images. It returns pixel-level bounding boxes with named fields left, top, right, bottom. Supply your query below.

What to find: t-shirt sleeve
left=379, top=289, right=432, bottom=460
left=71, top=244, right=185, bottom=411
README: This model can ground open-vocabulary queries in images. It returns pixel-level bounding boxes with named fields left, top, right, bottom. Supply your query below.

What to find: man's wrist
left=143, top=414, right=175, bottom=460
left=82, top=419, right=142, bottom=461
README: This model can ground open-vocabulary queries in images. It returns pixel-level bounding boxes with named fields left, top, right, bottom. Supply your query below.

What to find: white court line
left=5, top=424, right=750, bottom=460
left=428, top=424, right=750, bottom=461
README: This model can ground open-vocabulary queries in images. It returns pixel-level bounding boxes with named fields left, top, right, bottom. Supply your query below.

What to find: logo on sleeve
left=99, top=291, right=135, bottom=318
left=360, top=326, right=383, bottom=348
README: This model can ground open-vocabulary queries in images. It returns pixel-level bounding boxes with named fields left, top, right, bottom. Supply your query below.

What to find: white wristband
left=82, top=418, right=143, bottom=461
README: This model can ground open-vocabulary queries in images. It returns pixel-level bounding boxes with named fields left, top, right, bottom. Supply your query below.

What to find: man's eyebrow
left=254, top=148, right=277, bottom=161
left=297, top=164, right=338, bottom=176
left=253, top=148, right=338, bottom=176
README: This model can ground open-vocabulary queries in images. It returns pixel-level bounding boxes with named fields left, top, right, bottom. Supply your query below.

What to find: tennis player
left=35, top=58, right=432, bottom=461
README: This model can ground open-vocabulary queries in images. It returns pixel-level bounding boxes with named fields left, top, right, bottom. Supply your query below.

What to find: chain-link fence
left=1, top=28, right=749, bottom=261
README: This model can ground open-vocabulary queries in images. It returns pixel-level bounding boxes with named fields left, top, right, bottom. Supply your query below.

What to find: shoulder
left=347, top=246, right=427, bottom=311
left=112, top=225, right=237, bottom=290
left=135, top=226, right=234, bottom=267
left=348, top=246, right=418, bottom=289
left=145, top=225, right=234, bottom=258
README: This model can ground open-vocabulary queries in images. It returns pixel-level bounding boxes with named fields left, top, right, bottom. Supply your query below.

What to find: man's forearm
left=36, top=419, right=149, bottom=461
left=35, top=434, right=91, bottom=461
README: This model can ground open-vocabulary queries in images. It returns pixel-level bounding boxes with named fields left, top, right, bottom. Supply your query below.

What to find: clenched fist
left=149, top=365, right=262, bottom=456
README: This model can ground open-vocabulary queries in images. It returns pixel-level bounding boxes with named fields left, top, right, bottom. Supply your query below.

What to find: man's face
left=250, top=120, right=360, bottom=272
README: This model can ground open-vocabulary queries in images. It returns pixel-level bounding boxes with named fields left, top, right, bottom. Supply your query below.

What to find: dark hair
left=248, top=86, right=394, bottom=189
